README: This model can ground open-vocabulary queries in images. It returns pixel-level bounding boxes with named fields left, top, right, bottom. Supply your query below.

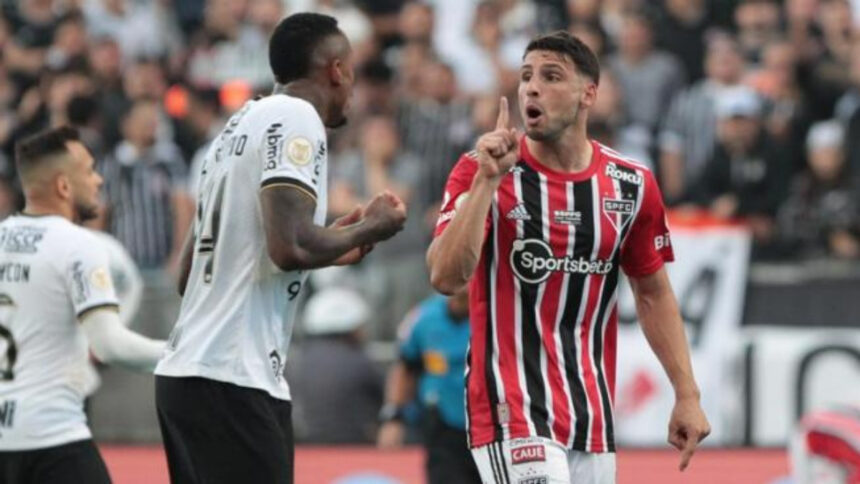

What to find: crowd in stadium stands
left=4, top=0, right=860, bottom=443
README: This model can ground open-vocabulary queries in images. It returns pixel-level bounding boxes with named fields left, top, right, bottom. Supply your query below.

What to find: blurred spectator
left=777, top=120, right=860, bottom=259
left=656, top=0, right=713, bottom=83
left=82, top=0, right=181, bottom=63
left=330, top=115, right=429, bottom=338
left=689, top=86, right=792, bottom=240
left=97, top=99, right=193, bottom=270
left=439, top=0, right=524, bottom=96
left=802, top=0, right=855, bottom=119
left=660, top=34, right=746, bottom=202
left=734, top=0, right=782, bottom=63
left=376, top=288, right=479, bottom=484
left=185, top=0, right=272, bottom=90
left=841, top=46, right=860, bottom=188
left=396, top=59, right=473, bottom=207
left=589, top=69, right=654, bottom=169
left=45, top=11, right=89, bottom=71
left=66, top=93, right=106, bottom=159
left=290, top=288, right=383, bottom=444
left=568, top=20, right=608, bottom=59
left=607, top=7, right=686, bottom=137
left=748, top=38, right=811, bottom=169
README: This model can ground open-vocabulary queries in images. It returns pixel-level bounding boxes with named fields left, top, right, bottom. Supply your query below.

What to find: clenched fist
left=475, top=97, right=519, bottom=181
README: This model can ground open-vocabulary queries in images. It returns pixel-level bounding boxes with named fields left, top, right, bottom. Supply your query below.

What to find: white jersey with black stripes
left=155, top=94, right=328, bottom=401
left=0, top=214, right=119, bottom=450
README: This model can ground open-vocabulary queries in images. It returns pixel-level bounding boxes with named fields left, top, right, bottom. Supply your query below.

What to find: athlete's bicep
left=260, top=184, right=317, bottom=270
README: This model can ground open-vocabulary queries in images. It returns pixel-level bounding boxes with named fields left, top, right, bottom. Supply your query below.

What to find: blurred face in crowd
left=54, top=17, right=88, bottom=56
left=421, top=62, right=457, bottom=104
left=248, top=0, right=283, bottom=32
left=566, top=0, right=600, bottom=21
left=123, top=61, right=167, bottom=101
left=64, top=141, right=103, bottom=222
left=205, top=0, right=243, bottom=38
left=666, top=0, right=705, bottom=16
left=399, top=2, right=434, bottom=43
left=361, top=116, right=399, bottom=163
left=787, top=0, right=819, bottom=22
left=122, top=101, right=159, bottom=149
left=518, top=49, right=597, bottom=141
left=719, top=115, right=761, bottom=153
left=705, top=37, right=745, bottom=84
left=89, top=39, right=121, bottom=81
left=808, top=145, right=844, bottom=181
left=761, top=40, right=797, bottom=90
left=568, top=22, right=604, bottom=58
left=735, top=0, right=781, bottom=51
left=618, top=15, right=653, bottom=58
left=819, top=0, right=852, bottom=41
left=48, top=72, right=93, bottom=115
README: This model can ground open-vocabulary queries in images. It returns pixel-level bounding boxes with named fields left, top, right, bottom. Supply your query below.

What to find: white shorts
left=471, top=437, right=616, bottom=484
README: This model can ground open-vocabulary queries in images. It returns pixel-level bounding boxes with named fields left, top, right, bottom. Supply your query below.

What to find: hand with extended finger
left=475, top=96, right=519, bottom=182
left=364, top=190, right=407, bottom=242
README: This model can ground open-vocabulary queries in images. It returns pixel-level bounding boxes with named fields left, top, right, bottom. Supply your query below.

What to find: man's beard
left=74, top=202, right=98, bottom=223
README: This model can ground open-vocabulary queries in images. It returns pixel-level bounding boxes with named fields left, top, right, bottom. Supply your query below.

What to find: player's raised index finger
left=496, top=96, right=509, bottom=130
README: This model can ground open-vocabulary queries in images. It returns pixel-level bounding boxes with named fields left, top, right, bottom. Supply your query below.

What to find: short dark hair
left=525, top=31, right=600, bottom=84
left=15, top=126, right=81, bottom=179
left=269, top=13, right=342, bottom=84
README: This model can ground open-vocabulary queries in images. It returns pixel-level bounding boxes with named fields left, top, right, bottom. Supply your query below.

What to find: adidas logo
left=506, top=203, right=531, bottom=221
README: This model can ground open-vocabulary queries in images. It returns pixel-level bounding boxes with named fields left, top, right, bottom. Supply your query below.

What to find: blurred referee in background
left=377, top=286, right=479, bottom=483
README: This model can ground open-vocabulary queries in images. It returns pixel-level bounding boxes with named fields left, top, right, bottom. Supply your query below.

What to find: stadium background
left=1, top=0, right=860, bottom=482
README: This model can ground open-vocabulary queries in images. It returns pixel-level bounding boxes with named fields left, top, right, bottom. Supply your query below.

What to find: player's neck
left=526, top=126, right=592, bottom=174
left=274, top=81, right=329, bottom=125
left=22, top=198, right=72, bottom=221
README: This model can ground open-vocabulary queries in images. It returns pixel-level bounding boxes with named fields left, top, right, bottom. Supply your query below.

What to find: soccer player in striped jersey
left=427, top=31, right=710, bottom=483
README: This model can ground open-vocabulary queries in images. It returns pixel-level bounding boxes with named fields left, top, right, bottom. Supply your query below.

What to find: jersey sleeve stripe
left=260, top=177, right=318, bottom=201
left=76, top=303, right=120, bottom=321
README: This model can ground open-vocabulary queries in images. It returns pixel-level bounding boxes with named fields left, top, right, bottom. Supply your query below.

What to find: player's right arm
left=65, top=233, right=165, bottom=372
left=261, top=187, right=404, bottom=271
left=427, top=97, right=518, bottom=295
left=259, top=101, right=406, bottom=271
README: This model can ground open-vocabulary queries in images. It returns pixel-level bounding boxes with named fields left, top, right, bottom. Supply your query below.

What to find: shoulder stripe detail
left=260, top=177, right=318, bottom=201
left=597, top=144, right=650, bottom=171
left=77, top=303, right=120, bottom=321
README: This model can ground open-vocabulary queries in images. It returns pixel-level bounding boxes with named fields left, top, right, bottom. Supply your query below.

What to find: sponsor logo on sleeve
left=286, top=137, right=313, bottom=166
left=605, top=163, right=643, bottom=185
left=263, top=123, right=283, bottom=171
left=90, top=267, right=112, bottom=291
left=511, top=444, right=546, bottom=465
left=71, top=261, right=89, bottom=304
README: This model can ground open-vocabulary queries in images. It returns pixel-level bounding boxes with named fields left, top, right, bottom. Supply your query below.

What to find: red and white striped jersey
left=434, top=138, right=674, bottom=452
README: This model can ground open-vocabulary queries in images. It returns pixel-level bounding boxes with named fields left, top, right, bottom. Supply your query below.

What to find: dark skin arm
left=261, top=185, right=405, bottom=272
left=177, top=230, right=195, bottom=297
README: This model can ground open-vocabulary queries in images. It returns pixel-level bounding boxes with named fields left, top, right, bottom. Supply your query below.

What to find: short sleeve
left=620, top=171, right=675, bottom=277
left=258, top=100, right=326, bottom=201
left=397, top=307, right=423, bottom=370
left=433, top=152, right=481, bottom=237
left=65, top=233, right=120, bottom=319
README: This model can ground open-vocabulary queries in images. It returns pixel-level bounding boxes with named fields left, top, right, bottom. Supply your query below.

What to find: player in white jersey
left=154, top=13, right=407, bottom=484
left=0, top=126, right=166, bottom=484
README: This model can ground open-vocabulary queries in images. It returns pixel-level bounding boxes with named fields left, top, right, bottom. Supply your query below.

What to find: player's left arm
left=629, top=268, right=710, bottom=471
left=622, top=170, right=710, bottom=471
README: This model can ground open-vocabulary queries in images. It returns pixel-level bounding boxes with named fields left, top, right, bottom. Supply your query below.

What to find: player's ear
left=55, top=173, right=72, bottom=201
left=330, top=59, right=345, bottom=87
left=580, top=81, right=598, bottom=109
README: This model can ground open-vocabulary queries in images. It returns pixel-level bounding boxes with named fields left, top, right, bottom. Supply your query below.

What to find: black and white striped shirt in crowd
left=99, top=141, right=187, bottom=269
left=658, top=80, right=723, bottom=186
left=396, top=100, right=474, bottom=206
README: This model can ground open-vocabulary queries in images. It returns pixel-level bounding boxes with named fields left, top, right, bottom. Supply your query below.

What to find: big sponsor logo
left=606, top=163, right=643, bottom=185
left=0, top=227, right=45, bottom=254
left=511, top=444, right=546, bottom=465
left=510, top=238, right=613, bottom=284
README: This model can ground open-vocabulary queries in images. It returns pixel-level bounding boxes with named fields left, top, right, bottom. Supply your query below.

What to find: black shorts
left=424, top=409, right=481, bottom=484
left=0, top=439, right=111, bottom=484
left=155, top=375, right=294, bottom=484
